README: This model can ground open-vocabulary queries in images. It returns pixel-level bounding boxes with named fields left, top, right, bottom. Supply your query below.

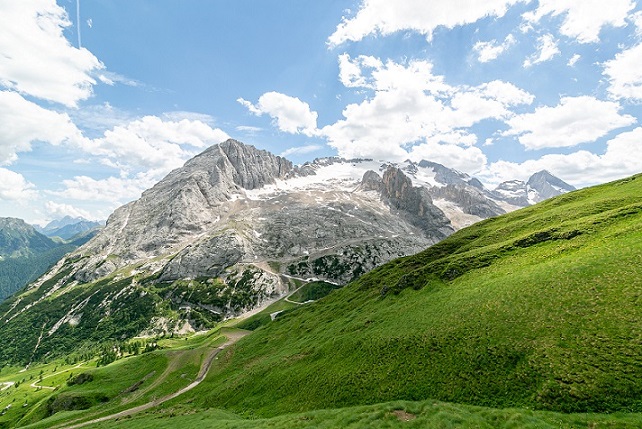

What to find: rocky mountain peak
left=527, top=170, right=575, bottom=201
left=218, top=139, right=293, bottom=190
left=492, top=170, right=575, bottom=205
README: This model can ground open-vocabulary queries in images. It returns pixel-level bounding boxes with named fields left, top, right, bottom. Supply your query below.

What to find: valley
left=0, top=161, right=639, bottom=428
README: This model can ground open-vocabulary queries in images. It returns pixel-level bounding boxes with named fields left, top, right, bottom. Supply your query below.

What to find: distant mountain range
left=35, top=216, right=103, bottom=240
left=0, top=140, right=576, bottom=364
left=0, top=217, right=102, bottom=302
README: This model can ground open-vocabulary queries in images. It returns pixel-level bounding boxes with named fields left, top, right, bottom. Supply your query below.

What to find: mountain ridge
left=0, top=139, right=575, bottom=363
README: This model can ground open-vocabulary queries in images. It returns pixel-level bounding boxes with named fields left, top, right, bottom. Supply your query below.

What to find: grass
left=0, top=328, right=233, bottom=428
left=233, top=295, right=300, bottom=331
left=287, top=281, right=341, bottom=303
left=75, top=398, right=642, bottom=428
left=170, top=173, right=642, bottom=417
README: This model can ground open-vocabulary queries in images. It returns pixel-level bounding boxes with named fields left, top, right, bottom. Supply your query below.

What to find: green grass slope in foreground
left=186, top=173, right=642, bottom=416
left=85, top=399, right=642, bottom=429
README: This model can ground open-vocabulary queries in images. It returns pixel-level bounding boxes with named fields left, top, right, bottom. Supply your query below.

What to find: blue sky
left=1, top=0, right=642, bottom=223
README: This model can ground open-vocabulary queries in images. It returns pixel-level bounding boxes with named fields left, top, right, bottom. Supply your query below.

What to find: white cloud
left=161, top=111, right=216, bottom=124
left=53, top=172, right=159, bottom=205
left=0, top=91, right=85, bottom=164
left=567, top=54, right=581, bottom=67
left=44, top=201, right=94, bottom=221
left=338, top=54, right=382, bottom=88
left=523, top=0, right=635, bottom=43
left=523, top=34, right=560, bottom=67
left=473, top=34, right=516, bottom=63
left=96, top=71, right=139, bottom=88
left=236, top=125, right=263, bottom=133
left=603, top=42, right=642, bottom=100
left=631, top=11, right=642, bottom=37
left=320, top=56, right=533, bottom=163
left=0, top=0, right=103, bottom=106
left=68, top=102, right=134, bottom=133
left=78, top=115, right=230, bottom=174
left=409, top=141, right=488, bottom=173
left=328, top=0, right=528, bottom=46
left=280, top=145, right=323, bottom=158
left=238, top=92, right=318, bottom=136
left=505, top=96, right=636, bottom=150
left=0, top=168, right=36, bottom=201
left=482, top=127, right=642, bottom=187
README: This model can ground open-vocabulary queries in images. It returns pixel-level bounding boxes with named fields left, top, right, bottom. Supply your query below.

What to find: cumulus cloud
left=78, top=115, right=230, bottom=174
left=523, top=0, right=635, bottom=43
left=473, top=34, right=516, bottom=63
left=52, top=172, right=159, bottom=205
left=603, top=42, right=642, bottom=100
left=482, top=127, right=642, bottom=187
left=319, top=55, right=533, bottom=166
left=328, top=0, right=528, bottom=46
left=409, top=141, right=488, bottom=173
left=44, top=201, right=94, bottom=221
left=238, top=92, right=318, bottom=136
left=0, top=0, right=103, bottom=106
left=505, top=96, right=636, bottom=150
left=523, top=34, right=560, bottom=67
left=0, top=91, right=85, bottom=165
left=0, top=168, right=36, bottom=201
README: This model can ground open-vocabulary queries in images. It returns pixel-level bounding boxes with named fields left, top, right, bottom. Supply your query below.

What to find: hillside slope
left=0, top=218, right=76, bottom=302
left=188, top=173, right=642, bottom=416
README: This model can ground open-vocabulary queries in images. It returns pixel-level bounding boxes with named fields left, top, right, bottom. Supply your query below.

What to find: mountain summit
left=492, top=170, right=575, bottom=206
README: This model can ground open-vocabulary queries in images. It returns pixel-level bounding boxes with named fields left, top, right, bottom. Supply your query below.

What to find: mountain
left=178, top=172, right=642, bottom=417
left=10, top=172, right=640, bottom=429
left=0, top=140, right=571, bottom=364
left=0, top=218, right=77, bottom=302
left=36, top=216, right=103, bottom=240
left=0, top=218, right=60, bottom=258
left=493, top=170, right=575, bottom=206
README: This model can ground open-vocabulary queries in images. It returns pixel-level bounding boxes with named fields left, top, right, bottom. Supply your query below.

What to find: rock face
left=375, top=167, right=453, bottom=238
left=0, top=140, right=577, bottom=362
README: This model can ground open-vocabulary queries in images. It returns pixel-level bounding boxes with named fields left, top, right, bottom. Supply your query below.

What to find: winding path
left=30, top=362, right=86, bottom=391
left=61, top=331, right=247, bottom=429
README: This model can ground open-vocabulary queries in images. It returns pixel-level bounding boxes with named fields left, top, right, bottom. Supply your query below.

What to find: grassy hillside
left=0, top=328, right=231, bottom=428
left=174, top=173, right=642, bottom=416
left=80, top=399, right=642, bottom=429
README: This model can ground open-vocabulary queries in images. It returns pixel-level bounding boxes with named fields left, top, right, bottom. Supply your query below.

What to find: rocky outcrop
left=378, top=167, right=454, bottom=239
left=429, top=184, right=505, bottom=218
left=160, top=231, right=246, bottom=281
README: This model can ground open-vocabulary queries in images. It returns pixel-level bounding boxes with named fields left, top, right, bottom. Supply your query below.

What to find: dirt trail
left=29, top=362, right=86, bottom=390
left=61, top=331, right=247, bottom=429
